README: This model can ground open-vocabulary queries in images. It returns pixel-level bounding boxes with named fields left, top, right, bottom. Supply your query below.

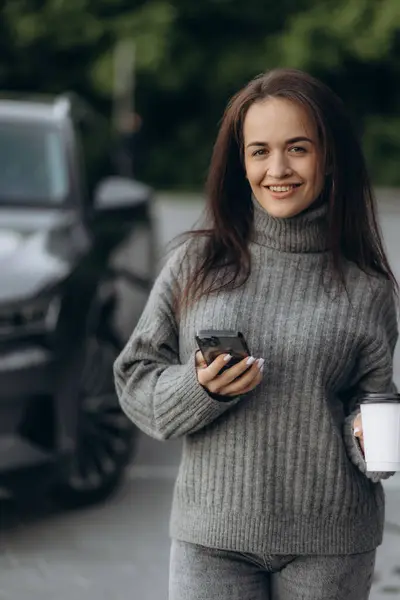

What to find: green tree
left=1, top=0, right=399, bottom=187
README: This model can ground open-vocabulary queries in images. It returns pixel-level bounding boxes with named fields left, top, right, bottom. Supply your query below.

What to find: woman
left=114, top=69, right=399, bottom=600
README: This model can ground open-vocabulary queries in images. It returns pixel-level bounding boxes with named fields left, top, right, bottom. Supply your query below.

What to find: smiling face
left=243, top=97, right=325, bottom=219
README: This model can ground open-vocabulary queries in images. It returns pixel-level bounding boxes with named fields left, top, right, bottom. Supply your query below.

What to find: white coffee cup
left=359, top=393, right=400, bottom=472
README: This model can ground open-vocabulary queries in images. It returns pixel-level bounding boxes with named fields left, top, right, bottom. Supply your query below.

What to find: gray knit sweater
left=114, top=198, right=398, bottom=555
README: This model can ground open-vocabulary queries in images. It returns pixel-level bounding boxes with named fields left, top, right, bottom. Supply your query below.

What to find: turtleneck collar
left=251, top=196, right=330, bottom=253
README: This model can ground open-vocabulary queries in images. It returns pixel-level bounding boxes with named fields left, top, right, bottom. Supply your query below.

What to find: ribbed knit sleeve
left=343, top=279, right=399, bottom=482
left=113, top=243, right=241, bottom=441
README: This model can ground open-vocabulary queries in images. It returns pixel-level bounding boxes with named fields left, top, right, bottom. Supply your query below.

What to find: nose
left=267, top=151, right=292, bottom=179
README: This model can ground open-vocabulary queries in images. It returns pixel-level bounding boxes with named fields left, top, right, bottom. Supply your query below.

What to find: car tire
left=52, top=334, right=136, bottom=509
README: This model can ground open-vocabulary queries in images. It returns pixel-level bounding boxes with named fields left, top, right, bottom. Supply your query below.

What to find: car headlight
left=0, top=295, right=61, bottom=336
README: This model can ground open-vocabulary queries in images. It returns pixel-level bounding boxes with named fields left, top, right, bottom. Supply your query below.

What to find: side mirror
left=93, top=176, right=153, bottom=213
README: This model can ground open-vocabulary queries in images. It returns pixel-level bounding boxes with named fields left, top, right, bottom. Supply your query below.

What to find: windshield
left=0, top=122, right=69, bottom=205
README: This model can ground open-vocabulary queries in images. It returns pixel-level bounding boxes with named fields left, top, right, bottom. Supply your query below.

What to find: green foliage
left=0, top=0, right=399, bottom=188
left=279, top=0, right=400, bottom=68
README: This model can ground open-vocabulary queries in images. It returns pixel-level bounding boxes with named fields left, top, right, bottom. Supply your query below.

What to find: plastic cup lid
left=360, top=392, right=400, bottom=404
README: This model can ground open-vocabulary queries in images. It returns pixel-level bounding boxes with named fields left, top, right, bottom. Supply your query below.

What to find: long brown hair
left=179, top=68, right=397, bottom=307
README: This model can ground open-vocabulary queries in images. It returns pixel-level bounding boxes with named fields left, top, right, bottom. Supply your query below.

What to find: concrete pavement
left=0, top=475, right=398, bottom=599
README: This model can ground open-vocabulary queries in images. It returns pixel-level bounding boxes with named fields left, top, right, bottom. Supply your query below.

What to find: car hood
left=0, top=208, right=90, bottom=303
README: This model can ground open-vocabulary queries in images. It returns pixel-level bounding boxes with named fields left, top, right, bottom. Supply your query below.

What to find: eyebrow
left=246, top=136, right=314, bottom=149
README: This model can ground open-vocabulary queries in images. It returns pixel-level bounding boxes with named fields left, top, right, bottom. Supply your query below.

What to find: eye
left=289, top=146, right=306, bottom=154
left=252, top=148, right=268, bottom=157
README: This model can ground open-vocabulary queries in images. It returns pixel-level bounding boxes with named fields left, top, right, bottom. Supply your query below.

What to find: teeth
left=269, top=185, right=295, bottom=192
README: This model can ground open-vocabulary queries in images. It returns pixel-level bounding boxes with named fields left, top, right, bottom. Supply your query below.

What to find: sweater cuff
left=343, top=411, right=395, bottom=483
left=154, top=352, right=242, bottom=437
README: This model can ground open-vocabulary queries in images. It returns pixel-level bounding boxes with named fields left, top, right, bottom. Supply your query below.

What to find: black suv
left=0, top=94, right=156, bottom=507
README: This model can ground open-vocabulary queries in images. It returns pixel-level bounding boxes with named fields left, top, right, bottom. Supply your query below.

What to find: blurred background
left=0, top=1, right=399, bottom=599
left=3, top=0, right=400, bottom=189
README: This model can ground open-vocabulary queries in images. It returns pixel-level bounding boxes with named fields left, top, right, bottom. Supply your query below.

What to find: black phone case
left=195, top=330, right=250, bottom=371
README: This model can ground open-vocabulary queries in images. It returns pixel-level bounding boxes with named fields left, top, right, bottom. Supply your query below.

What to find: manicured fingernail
left=246, top=356, right=256, bottom=365
left=256, top=358, right=265, bottom=369
left=354, top=427, right=361, bottom=436
left=223, top=354, right=232, bottom=362
left=260, top=364, right=264, bottom=373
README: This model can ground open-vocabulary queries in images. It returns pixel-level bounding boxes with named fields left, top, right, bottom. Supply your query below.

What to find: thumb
left=195, top=351, right=208, bottom=369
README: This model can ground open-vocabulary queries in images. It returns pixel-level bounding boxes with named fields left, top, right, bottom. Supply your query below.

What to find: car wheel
left=52, top=336, right=135, bottom=509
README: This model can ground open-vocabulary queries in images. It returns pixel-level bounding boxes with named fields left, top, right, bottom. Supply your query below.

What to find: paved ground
left=0, top=478, right=398, bottom=599
left=0, top=190, right=399, bottom=599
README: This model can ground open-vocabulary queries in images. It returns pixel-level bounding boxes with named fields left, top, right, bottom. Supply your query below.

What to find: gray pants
left=169, top=539, right=376, bottom=600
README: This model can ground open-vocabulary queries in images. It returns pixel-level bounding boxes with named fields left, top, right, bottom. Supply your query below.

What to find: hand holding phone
left=195, top=330, right=250, bottom=371
left=195, top=330, right=264, bottom=398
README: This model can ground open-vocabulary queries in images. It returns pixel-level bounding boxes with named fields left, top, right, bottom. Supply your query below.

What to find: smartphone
left=195, top=330, right=251, bottom=372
